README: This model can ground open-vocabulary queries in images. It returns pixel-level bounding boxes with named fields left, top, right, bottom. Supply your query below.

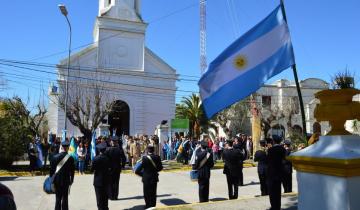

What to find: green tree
left=0, top=99, right=32, bottom=168
left=175, top=94, right=216, bottom=138
left=215, top=99, right=251, bottom=137
left=0, top=97, right=46, bottom=168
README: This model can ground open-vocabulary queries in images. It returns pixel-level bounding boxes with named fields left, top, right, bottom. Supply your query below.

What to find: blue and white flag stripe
left=199, top=6, right=295, bottom=118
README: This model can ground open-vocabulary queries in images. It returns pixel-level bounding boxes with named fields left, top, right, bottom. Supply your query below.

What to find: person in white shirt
left=77, top=142, right=87, bottom=175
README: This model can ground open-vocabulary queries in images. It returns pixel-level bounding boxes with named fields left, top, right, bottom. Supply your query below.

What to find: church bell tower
left=95, top=0, right=146, bottom=70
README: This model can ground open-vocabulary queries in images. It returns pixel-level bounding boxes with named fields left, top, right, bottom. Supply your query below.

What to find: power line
left=0, top=61, right=197, bottom=93
left=0, top=58, right=200, bottom=81
left=1, top=72, right=193, bottom=100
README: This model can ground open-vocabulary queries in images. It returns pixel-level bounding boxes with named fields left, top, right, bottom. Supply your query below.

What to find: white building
left=48, top=0, right=177, bottom=137
left=255, top=78, right=330, bottom=138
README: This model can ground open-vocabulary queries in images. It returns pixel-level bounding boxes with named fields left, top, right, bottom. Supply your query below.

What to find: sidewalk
left=158, top=193, right=298, bottom=210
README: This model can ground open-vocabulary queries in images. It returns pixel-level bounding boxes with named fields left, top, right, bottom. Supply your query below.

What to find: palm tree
left=176, top=94, right=217, bottom=138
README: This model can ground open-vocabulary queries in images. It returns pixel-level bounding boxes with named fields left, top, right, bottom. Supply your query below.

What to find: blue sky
left=0, top=0, right=359, bottom=109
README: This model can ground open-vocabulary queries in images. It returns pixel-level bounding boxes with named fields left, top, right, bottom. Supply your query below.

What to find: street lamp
left=58, top=4, right=72, bottom=141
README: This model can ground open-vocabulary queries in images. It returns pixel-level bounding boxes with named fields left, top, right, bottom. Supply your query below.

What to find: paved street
left=1, top=167, right=297, bottom=210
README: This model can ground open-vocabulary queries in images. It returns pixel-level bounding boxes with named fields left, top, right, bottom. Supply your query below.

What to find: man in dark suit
left=50, top=141, right=75, bottom=210
left=254, top=139, right=268, bottom=196
left=233, top=136, right=245, bottom=186
left=135, top=145, right=163, bottom=209
left=222, top=140, right=244, bottom=200
left=182, top=137, right=191, bottom=165
left=193, top=141, right=214, bottom=203
left=105, top=137, right=126, bottom=200
left=282, top=140, right=293, bottom=193
left=91, top=142, right=110, bottom=210
left=267, top=136, right=286, bottom=210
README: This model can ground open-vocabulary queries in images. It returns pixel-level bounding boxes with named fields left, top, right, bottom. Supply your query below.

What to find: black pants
left=183, top=153, right=189, bottom=165
left=95, top=186, right=109, bottom=210
left=108, top=170, right=121, bottom=200
left=226, top=175, right=239, bottom=199
left=143, top=182, right=157, bottom=208
left=55, top=185, right=69, bottom=210
left=258, top=173, right=268, bottom=196
left=198, top=178, right=210, bottom=202
left=268, top=178, right=281, bottom=210
left=282, top=173, right=292, bottom=193
left=29, top=156, right=37, bottom=171
left=239, top=166, right=244, bottom=186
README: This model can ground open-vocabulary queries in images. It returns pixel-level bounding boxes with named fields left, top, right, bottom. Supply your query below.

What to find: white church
left=48, top=0, right=177, bottom=137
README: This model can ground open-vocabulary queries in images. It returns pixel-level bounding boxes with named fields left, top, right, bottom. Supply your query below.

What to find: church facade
left=48, top=0, right=177, bottom=137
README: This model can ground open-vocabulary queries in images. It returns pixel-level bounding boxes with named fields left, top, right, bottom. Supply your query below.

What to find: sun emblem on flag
left=233, top=55, right=248, bottom=70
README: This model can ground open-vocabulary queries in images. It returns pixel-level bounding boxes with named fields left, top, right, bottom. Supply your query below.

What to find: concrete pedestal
left=290, top=135, right=360, bottom=210
left=98, top=124, right=110, bottom=137
left=155, top=125, right=169, bottom=157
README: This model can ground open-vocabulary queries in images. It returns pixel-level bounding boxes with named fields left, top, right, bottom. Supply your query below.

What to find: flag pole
left=280, top=0, right=308, bottom=141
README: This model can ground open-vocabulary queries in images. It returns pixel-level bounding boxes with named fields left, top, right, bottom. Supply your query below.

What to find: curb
left=0, top=163, right=256, bottom=177
left=155, top=192, right=298, bottom=209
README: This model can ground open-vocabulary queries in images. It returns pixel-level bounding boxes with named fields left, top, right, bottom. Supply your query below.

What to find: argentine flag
left=91, top=131, right=97, bottom=161
left=199, top=5, right=295, bottom=118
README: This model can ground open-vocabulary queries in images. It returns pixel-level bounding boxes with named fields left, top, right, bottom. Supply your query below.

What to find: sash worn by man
left=135, top=145, right=163, bottom=209
left=50, top=141, right=75, bottom=210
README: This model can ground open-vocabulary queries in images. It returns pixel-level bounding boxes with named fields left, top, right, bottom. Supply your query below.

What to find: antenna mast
left=200, top=0, right=207, bottom=75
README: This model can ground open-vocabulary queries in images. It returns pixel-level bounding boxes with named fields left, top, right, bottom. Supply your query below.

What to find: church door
left=108, top=100, right=130, bottom=136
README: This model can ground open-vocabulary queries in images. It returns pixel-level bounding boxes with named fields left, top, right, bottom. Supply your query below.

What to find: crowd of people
left=23, top=131, right=294, bottom=210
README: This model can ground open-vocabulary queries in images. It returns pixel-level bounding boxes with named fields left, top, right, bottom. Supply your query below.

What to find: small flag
left=68, top=136, right=78, bottom=161
left=91, top=131, right=97, bottom=161
left=199, top=5, right=295, bottom=118
left=35, top=137, right=43, bottom=168
left=62, top=129, right=67, bottom=143
left=48, top=132, right=54, bottom=145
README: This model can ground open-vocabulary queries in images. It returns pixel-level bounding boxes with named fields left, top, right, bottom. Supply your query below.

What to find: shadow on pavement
left=124, top=205, right=145, bottom=210
left=0, top=177, right=18, bottom=181
left=283, top=195, right=298, bottom=210
left=242, top=181, right=260, bottom=186
left=160, top=198, right=190, bottom=206
left=210, top=197, right=228, bottom=202
left=118, top=194, right=172, bottom=201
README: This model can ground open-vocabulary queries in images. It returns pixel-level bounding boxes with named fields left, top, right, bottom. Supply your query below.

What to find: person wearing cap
left=105, top=136, right=126, bottom=200
left=193, top=140, right=214, bottom=203
left=135, top=145, right=163, bottom=209
left=282, top=140, right=293, bottom=193
left=233, top=136, right=246, bottom=186
left=50, top=141, right=75, bottom=210
left=266, top=136, right=286, bottom=210
left=254, top=139, right=268, bottom=196
left=222, top=140, right=244, bottom=200
left=91, top=142, right=111, bottom=210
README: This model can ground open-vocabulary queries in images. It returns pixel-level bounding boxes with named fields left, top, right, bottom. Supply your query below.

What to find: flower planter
left=314, top=88, right=360, bottom=135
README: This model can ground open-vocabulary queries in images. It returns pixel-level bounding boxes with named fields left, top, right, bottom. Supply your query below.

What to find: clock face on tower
left=115, top=46, right=128, bottom=58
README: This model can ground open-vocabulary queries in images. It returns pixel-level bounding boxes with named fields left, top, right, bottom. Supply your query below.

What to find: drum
left=43, top=176, right=55, bottom=194
left=190, top=170, right=199, bottom=182
left=133, top=159, right=143, bottom=176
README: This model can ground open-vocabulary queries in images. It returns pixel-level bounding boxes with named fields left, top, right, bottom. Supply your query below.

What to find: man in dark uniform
left=105, top=137, right=126, bottom=200
left=182, top=137, right=191, bottom=165
left=254, top=139, right=268, bottom=196
left=135, top=145, right=163, bottom=209
left=91, top=142, right=110, bottom=210
left=267, top=136, right=286, bottom=210
left=222, top=140, right=244, bottom=200
left=282, top=140, right=293, bottom=193
left=50, top=141, right=75, bottom=210
left=233, top=136, right=245, bottom=186
left=193, top=141, right=214, bottom=203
